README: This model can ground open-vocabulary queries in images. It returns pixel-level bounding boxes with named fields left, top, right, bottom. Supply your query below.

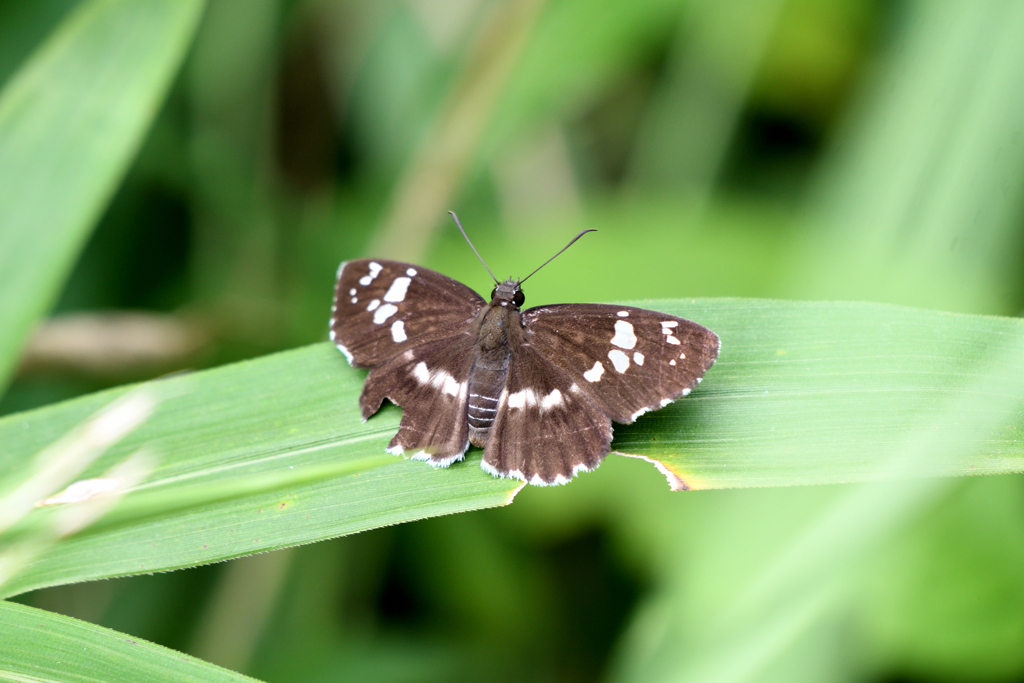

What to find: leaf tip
left=503, top=481, right=528, bottom=504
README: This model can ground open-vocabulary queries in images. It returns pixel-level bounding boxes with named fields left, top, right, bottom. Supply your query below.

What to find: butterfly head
left=490, top=279, right=525, bottom=308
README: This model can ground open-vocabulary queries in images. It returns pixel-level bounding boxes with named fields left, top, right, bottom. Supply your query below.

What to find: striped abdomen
left=467, top=349, right=509, bottom=447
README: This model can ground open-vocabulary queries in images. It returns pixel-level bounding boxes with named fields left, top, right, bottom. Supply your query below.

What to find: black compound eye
left=490, top=287, right=497, bottom=300
left=513, top=290, right=525, bottom=307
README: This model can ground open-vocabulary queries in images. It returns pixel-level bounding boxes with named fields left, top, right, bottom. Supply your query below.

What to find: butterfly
left=330, top=213, right=720, bottom=486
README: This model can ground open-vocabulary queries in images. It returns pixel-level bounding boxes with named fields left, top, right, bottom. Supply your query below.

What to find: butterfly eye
left=513, top=290, right=525, bottom=307
left=490, top=287, right=497, bottom=300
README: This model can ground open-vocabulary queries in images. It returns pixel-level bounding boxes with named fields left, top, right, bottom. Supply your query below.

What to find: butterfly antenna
left=520, top=229, right=596, bottom=284
left=449, top=211, right=498, bottom=284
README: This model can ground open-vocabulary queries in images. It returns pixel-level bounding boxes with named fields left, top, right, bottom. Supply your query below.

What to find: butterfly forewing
left=332, top=259, right=486, bottom=367
left=522, top=304, right=719, bottom=423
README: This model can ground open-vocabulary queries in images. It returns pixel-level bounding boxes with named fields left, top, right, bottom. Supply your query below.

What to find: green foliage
left=0, top=600, right=258, bottom=682
left=2, top=298, right=1020, bottom=601
left=0, top=0, right=204, bottom=391
left=0, top=343, right=520, bottom=598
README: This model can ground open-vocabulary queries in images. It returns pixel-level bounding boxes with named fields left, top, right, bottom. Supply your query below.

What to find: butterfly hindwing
left=522, top=304, right=719, bottom=423
left=332, top=259, right=486, bottom=367
left=482, top=344, right=612, bottom=485
left=360, top=334, right=477, bottom=466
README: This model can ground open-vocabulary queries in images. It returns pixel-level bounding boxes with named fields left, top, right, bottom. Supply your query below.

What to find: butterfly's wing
left=331, top=259, right=486, bottom=367
left=482, top=344, right=613, bottom=485
left=332, top=259, right=486, bottom=465
left=522, top=304, right=719, bottom=424
left=360, top=335, right=477, bottom=466
left=480, top=304, right=717, bottom=485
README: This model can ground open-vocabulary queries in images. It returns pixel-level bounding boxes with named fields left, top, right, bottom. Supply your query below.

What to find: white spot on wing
left=480, top=459, right=502, bottom=478
left=373, top=303, right=398, bottom=324
left=633, top=351, right=644, bottom=365
left=610, top=320, right=637, bottom=349
left=441, top=374, right=461, bottom=397
left=425, top=451, right=466, bottom=467
left=403, top=446, right=466, bottom=468
left=406, top=267, right=417, bottom=276
left=391, top=320, right=407, bottom=342
left=666, top=335, right=681, bottom=345
left=583, top=361, right=604, bottom=382
left=529, top=473, right=571, bottom=486
left=335, top=342, right=353, bottom=364
left=386, top=444, right=404, bottom=455
left=617, top=310, right=629, bottom=317
left=413, top=362, right=430, bottom=384
left=540, top=389, right=563, bottom=411
left=630, top=406, right=650, bottom=422
left=368, top=261, right=383, bottom=278
left=679, top=352, right=686, bottom=359
left=607, top=349, right=630, bottom=373
left=350, top=297, right=357, bottom=304
left=366, top=299, right=380, bottom=312
left=383, top=277, right=411, bottom=302
left=507, top=389, right=538, bottom=409
left=661, top=321, right=678, bottom=329
left=660, top=398, right=674, bottom=407
left=349, top=288, right=356, bottom=296
left=669, top=359, right=676, bottom=366
left=413, top=365, right=463, bottom=397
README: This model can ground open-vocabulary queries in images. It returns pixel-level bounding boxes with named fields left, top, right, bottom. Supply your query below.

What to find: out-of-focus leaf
left=0, top=600, right=259, bottom=682
left=480, top=0, right=688, bottom=162
left=860, top=476, right=1024, bottom=680
left=0, top=0, right=205, bottom=391
left=801, top=1, right=1024, bottom=313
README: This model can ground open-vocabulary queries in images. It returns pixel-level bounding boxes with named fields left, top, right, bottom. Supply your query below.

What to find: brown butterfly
left=330, top=213, right=719, bottom=485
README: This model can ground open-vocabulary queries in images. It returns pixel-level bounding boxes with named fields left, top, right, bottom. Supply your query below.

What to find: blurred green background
left=4, top=0, right=1024, bottom=681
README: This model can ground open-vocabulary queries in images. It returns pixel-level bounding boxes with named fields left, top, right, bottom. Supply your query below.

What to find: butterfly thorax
left=466, top=279, right=524, bottom=447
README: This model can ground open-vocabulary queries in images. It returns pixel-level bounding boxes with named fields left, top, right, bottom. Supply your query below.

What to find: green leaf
left=611, top=298, right=1024, bottom=490
left=0, top=600, right=258, bottom=682
left=0, top=0, right=206, bottom=391
left=0, top=343, right=522, bottom=598
left=2, top=299, right=1023, bottom=598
